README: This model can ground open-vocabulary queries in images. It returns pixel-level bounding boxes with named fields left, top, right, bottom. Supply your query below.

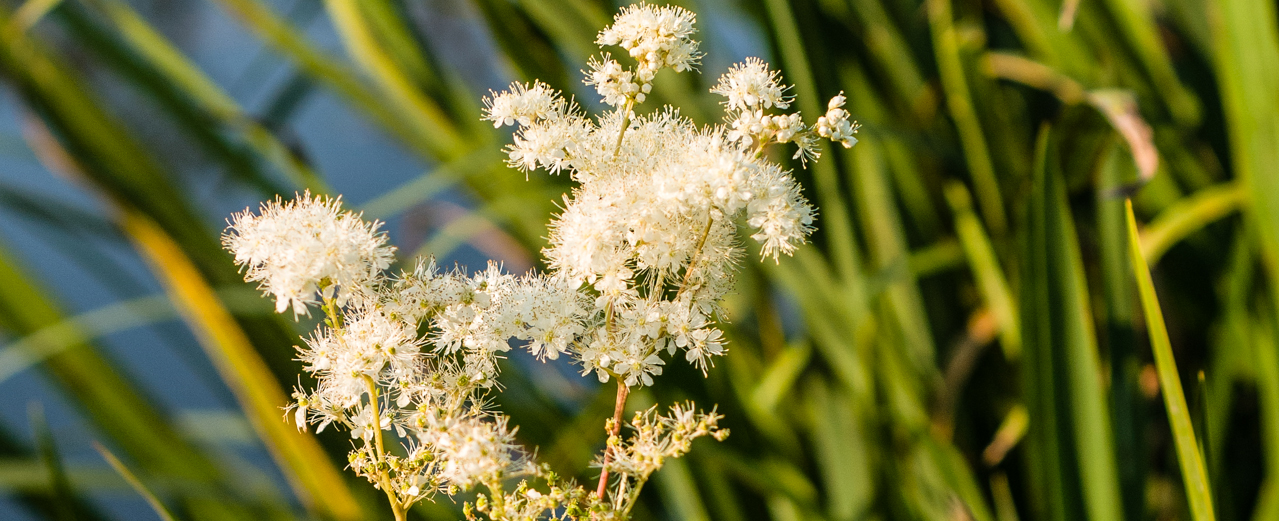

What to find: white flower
left=482, top=81, right=562, bottom=128
left=597, top=3, right=701, bottom=75
left=585, top=55, right=644, bottom=106
left=419, top=415, right=526, bottom=490
left=815, top=92, right=860, bottom=148
left=223, top=192, right=395, bottom=317
left=711, top=58, right=791, bottom=111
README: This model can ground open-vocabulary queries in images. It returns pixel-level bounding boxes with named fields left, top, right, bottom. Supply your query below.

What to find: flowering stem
left=612, top=99, right=636, bottom=157
left=595, top=381, right=630, bottom=500
left=364, top=376, right=407, bottom=521
left=675, top=215, right=715, bottom=302
left=620, top=476, right=647, bottom=517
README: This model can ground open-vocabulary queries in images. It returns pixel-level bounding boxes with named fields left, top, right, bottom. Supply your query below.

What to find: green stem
left=674, top=215, right=715, bottom=302
left=612, top=99, right=635, bottom=157
left=364, top=376, right=406, bottom=521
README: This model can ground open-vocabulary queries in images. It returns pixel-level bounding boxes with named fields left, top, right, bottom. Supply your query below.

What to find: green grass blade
left=927, top=0, right=1006, bottom=235
left=1021, top=127, right=1124, bottom=521
left=212, top=0, right=441, bottom=159
left=761, top=0, right=864, bottom=289
left=29, top=403, right=76, bottom=521
left=82, top=0, right=329, bottom=193
left=945, top=182, right=1021, bottom=360
left=1124, top=199, right=1216, bottom=521
left=0, top=241, right=252, bottom=520
left=94, top=441, right=181, bottom=521
left=321, top=0, right=464, bottom=156
left=121, top=209, right=363, bottom=521
left=1138, top=182, right=1244, bottom=265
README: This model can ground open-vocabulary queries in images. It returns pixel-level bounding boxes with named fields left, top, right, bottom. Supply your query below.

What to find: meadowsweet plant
left=223, top=4, right=854, bottom=520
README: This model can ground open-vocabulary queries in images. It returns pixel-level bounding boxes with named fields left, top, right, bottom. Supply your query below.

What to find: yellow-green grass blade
left=1125, top=199, right=1216, bottom=521
left=0, top=240, right=251, bottom=520
left=49, top=2, right=293, bottom=196
left=1139, top=182, right=1245, bottom=265
left=321, top=0, right=463, bottom=156
left=10, top=0, right=60, bottom=32
left=80, top=0, right=329, bottom=193
left=927, top=0, right=1006, bottom=236
left=212, top=0, right=444, bottom=159
left=94, top=441, right=181, bottom=521
left=1210, top=12, right=1279, bottom=513
left=1, top=0, right=334, bottom=405
left=945, top=182, right=1021, bottom=360
left=0, top=288, right=265, bottom=384
left=121, top=209, right=363, bottom=521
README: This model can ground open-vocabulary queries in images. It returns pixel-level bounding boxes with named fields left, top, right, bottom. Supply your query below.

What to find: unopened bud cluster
left=226, top=3, right=851, bottom=520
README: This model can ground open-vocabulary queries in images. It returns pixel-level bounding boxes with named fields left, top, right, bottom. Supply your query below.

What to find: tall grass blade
left=94, top=441, right=181, bottom=521
left=120, top=209, right=362, bottom=521
left=1125, top=199, right=1216, bottom=521
left=945, top=182, right=1021, bottom=360
left=927, top=0, right=1006, bottom=235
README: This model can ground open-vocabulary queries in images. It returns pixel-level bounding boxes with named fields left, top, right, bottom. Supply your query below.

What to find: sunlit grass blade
left=1124, top=199, right=1216, bottom=521
left=945, top=182, right=1021, bottom=360
left=321, top=0, right=463, bottom=156
left=120, top=208, right=363, bottom=521
left=927, top=0, right=1006, bottom=236
left=94, top=441, right=181, bottom=521
left=1138, top=182, right=1244, bottom=265
left=79, top=0, right=329, bottom=193
left=0, top=242, right=250, bottom=519
left=212, top=0, right=441, bottom=159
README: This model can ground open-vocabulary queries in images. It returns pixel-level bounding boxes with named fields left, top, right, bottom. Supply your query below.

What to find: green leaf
left=94, top=441, right=182, bottom=521
left=1125, top=199, right=1216, bottom=521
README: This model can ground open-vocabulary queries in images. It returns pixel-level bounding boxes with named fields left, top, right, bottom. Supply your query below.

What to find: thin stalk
left=613, top=99, right=636, bottom=156
left=596, top=382, right=631, bottom=499
left=620, top=475, right=648, bottom=517
left=364, top=376, right=406, bottom=521
left=675, top=215, right=715, bottom=302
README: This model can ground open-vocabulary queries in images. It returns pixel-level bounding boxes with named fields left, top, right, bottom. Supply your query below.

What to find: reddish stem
left=595, top=382, right=630, bottom=500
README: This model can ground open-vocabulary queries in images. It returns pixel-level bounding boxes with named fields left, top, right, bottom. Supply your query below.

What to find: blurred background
left=0, top=0, right=1275, bottom=520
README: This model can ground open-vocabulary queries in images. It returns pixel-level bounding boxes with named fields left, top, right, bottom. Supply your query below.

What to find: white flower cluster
left=223, top=192, right=394, bottom=316
left=601, top=403, right=727, bottom=478
left=482, top=16, right=853, bottom=390
left=815, top=92, right=860, bottom=148
left=586, top=3, right=700, bottom=106
left=225, top=4, right=843, bottom=520
left=711, top=58, right=859, bottom=162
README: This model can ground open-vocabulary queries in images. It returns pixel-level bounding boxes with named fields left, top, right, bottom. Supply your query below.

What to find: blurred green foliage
left=0, top=0, right=1275, bottom=520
